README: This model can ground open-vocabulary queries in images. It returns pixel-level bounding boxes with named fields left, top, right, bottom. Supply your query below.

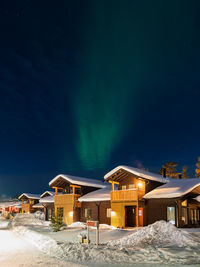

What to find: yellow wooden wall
left=55, top=194, right=74, bottom=225
left=111, top=201, right=140, bottom=228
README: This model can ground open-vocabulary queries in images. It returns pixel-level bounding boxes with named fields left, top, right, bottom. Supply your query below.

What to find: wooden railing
left=111, top=189, right=144, bottom=202
left=55, top=194, right=81, bottom=207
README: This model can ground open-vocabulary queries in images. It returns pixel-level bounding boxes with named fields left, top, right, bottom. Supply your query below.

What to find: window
left=122, top=185, right=126, bottom=190
left=85, top=208, right=92, bottom=220
left=167, top=207, right=176, bottom=225
left=129, top=184, right=135, bottom=189
left=197, top=210, right=200, bottom=221
left=182, top=200, right=187, bottom=207
left=191, top=209, right=195, bottom=224
left=181, top=207, right=188, bottom=225
left=107, top=208, right=111, bottom=218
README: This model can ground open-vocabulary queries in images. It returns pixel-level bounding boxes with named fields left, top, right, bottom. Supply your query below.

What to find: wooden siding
left=80, top=201, right=111, bottom=225
left=55, top=194, right=81, bottom=208
left=22, top=203, right=31, bottom=213
left=54, top=194, right=81, bottom=225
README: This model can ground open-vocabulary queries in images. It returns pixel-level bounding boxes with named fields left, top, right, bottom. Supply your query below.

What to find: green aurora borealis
left=71, top=1, right=195, bottom=170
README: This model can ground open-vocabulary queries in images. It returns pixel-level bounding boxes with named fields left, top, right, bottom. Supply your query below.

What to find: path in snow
left=0, top=230, right=82, bottom=267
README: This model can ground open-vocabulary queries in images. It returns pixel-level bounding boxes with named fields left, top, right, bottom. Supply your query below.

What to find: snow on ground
left=108, top=220, right=198, bottom=247
left=34, top=210, right=45, bottom=220
left=59, top=221, right=200, bottom=265
left=12, top=213, right=48, bottom=227
left=5, top=214, right=200, bottom=266
left=0, top=230, right=82, bottom=267
left=13, top=226, right=64, bottom=257
left=68, top=221, right=87, bottom=229
left=0, top=220, right=10, bottom=229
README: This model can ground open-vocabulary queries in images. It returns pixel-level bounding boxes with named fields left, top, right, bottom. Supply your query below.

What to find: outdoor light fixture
left=111, top=210, right=115, bottom=216
left=69, top=211, right=73, bottom=217
left=138, top=182, right=143, bottom=188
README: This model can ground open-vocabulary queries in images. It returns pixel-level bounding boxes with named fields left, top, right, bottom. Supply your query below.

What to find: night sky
left=1, top=1, right=200, bottom=197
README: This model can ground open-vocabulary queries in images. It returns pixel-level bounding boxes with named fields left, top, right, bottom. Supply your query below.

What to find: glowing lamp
left=138, top=182, right=143, bottom=188
left=111, top=210, right=116, bottom=216
left=69, top=211, right=73, bottom=217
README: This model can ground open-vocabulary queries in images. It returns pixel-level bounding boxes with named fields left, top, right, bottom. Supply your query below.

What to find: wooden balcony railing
left=55, top=194, right=81, bottom=208
left=111, top=189, right=145, bottom=202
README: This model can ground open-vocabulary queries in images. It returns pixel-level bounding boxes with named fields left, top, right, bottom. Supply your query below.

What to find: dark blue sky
left=1, top=1, right=200, bottom=196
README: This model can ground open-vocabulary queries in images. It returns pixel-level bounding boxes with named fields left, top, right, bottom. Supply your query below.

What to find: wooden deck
left=55, top=194, right=81, bottom=207
left=111, top=189, right=144, bottom=202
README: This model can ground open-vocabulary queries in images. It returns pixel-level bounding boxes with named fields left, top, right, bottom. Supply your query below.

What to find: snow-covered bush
left=34, top=211, right=45, bottom=221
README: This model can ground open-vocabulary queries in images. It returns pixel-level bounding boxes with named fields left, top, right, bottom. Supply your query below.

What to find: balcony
left=55, top=194, right=81, bottom=208
left=111, top=189, right=144, bottom=202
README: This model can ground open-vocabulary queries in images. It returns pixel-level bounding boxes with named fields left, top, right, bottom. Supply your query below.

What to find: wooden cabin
left=144, top=178, right=200, bottom=227
left=49, top=174, right=105, bottom=225
left=39, top=191, right=55, bottom=221
left=18, top=193, right=41, bottom=213
left=79, top=184, right=112, bottom=225
left=104, top=165, right=167, bottom=228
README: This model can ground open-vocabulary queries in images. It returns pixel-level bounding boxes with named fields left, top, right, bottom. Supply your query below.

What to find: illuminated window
left=181, top=207, right=188, bottom=224
left=122, top=185, right=126, bottom=190
left=182, top=200, right=187, bottom=207
left=85, top=208, right=92, bottom=220
left=167, top=207, right=176, bottom=225
left=107, top=208, right=111, bottom=218
left=129, top=184, right=135, bottom=189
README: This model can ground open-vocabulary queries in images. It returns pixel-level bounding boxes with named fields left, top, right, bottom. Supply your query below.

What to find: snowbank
left=108, top=220, right=198, bottom=248
left=60, top=221, right=200, bottom=265
left=0, top=220, right=10, bottom=229
left=13, top=226, right=64, bottom=258
left=34, top=210, right=45, bottom=221
left=12, top=213, right=47, bottom=227
left=68, top=222, right=86, bottom=229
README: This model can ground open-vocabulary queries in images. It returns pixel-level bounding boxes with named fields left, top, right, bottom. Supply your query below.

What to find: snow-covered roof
left=104, top=165, right=167, bottom=184
left=79, top=185, right=112, bottom=202
left=194, top=195, right=200, bottom=202
left=32, top=203, right=44, bottom=208
left=40, top=191, right=55, bottom=198
left=18, top=193, right=41, bottom=200
left=0, top=201, right=21, bottom=208
left=144, top=178, right=200, bottom=199
left=39, top=195, right=54, bottom=204
left=49, top=174, right=105, bottom=189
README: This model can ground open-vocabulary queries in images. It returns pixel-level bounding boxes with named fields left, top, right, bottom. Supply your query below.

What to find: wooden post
left=87, top=224, right=90, bottom=243
left=136, top=189, right=139, bottom=227
left=96, top=221, right=99, bottom=246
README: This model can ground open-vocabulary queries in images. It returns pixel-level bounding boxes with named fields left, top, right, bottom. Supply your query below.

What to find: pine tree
left=159, top=162, right=178, bottom=178
left=195, top=157, right=200, bottom=178
left=50, top=209, right=65, bottom=232
left=182, top=166, right=188, bottom=179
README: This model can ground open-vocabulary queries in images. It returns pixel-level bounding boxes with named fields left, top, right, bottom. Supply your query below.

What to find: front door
left=125, top=206, right=136, bottom=227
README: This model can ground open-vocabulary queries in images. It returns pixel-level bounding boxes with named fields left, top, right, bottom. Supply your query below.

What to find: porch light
left=111, top=210, right=116, bottom=216
left=69, top=211, right=73, bottom=217
left=138, top=182, right=143, bottom=188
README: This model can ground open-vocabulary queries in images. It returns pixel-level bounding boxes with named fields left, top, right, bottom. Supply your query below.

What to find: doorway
left=125, top=206, right=136, bottom=227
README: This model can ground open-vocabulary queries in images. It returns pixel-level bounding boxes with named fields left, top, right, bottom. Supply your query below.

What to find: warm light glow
left=69, top=211, right=73, bottom=217
left=111, top=210, right=116, bottom=216
left=138, top=182, right=143, bottom=188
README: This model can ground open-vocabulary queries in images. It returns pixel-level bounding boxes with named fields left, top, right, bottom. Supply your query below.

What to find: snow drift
left=13, top=226, right=64, bottom=258
left=12, top=213, right=47, bottom=227
left=108, top=220, right=198, bottom=248
left=60, top=221, right=200, bottom=265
